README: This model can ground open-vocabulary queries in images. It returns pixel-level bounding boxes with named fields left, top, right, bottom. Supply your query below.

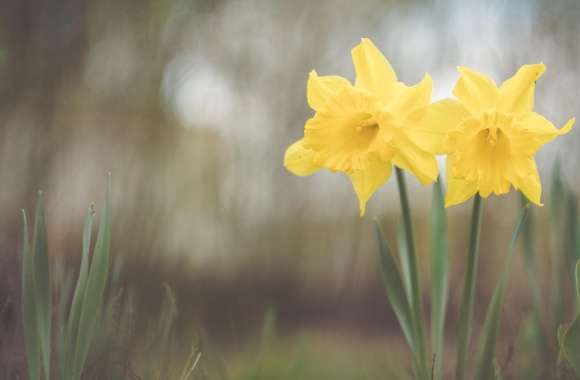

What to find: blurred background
left=1, top=0, right=580, bottom=378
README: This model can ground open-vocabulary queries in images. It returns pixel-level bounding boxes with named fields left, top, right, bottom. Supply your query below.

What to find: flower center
left=479, top=111, right=514, bottom=146
left=485, top=127, right=500, bottom=146
left=450, top=111, right=515, bottom=195
left=356, top=115, right=380, bottom=134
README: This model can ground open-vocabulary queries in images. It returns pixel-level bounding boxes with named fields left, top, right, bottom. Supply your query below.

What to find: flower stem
left=394, top=168, right=428, bottom=380
left=455, top=194, right=484, bottom=380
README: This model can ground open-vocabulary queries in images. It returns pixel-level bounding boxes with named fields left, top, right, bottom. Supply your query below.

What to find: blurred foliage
left=2, top=0, right=580, bottom=378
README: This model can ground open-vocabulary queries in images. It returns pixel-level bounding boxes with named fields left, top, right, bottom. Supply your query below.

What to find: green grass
left=17, top=168, right=580, bottom=379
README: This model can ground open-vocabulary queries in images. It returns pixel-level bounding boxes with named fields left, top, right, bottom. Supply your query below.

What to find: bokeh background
left=1, top=0, right=580, bottom=378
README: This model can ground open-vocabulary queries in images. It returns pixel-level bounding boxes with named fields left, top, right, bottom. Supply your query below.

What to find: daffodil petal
left=307, top=71, right=352, bottom=112
left=445, top=177, right=479, bottom=207
left=498, top=63, right=545, bottom=114
left=284, top=139, right=320, bottom=176
left=387, top=73, right=433, bottom=116
left=453, top=67, right=498, bottom=114
left=351, top=38, right=397, bottom=101
left=347, top=158, right=392, bottom=216
left=444, top=156, right=478, bottom=207
left=405, top=98, right=469, bottom=154
left=510, top=113, right=575, bottom=155
left=560, top=117, right=576, bottom=134
left=391, top=132, right=439, bottom=185
left=521, top=112, right=574, bottom=136
left=507, top=157, right=543, bottom=206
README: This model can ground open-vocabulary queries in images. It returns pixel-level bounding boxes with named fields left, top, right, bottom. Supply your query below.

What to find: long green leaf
left=519, top=194, right=550, bottom=377
left=56, top=267, right=74, bottom=380
left=430, top=179, right=448, bottom=380
left=72, top=177, right=112, bottom=379
left=562, top=312, right=580, bottom=376
left=374, top=220, right=416, bottom=355
left=475, top=206, right=529, bottom=380
left=63, top=205, right=95, bottom=379
left=568, top=193, right=579, bottom=264
left=22, top=210, right=40, bottom=380
left=32, top=192, right=51, bottom=379
left=550, top=162, right=565, bottom=328
left=563, top=260, right=580, bottom=376
left=576, top=261, right=580, bottom=304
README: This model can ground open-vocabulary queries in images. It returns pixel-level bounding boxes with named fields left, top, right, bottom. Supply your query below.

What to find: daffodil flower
left=419, top=64, right=574, bottom=207
left=284, top=38, right=439, bottom=215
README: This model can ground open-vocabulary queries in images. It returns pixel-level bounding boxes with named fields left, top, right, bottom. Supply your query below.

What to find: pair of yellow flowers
left=284, top=38, right=575, bottom=216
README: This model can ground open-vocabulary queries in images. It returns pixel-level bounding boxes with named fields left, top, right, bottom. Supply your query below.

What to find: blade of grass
left=431, top=179, right=448, bottom=380
left=474, top=205, right=529, bottom=380
left=560, top=260, right=580, bottom=376
left=63, top=204, right=95, bottom=379
left=374, top=220, right=416, bottom=355
left=550, top=162, right=565, bottom=330
left=455, top=194, right=484, bottom=380
left=72, top=176, right=112, bottom=379
left=394, top=168, right=428, bottom=380
left=561, top=313, right=580, bottom=377
left=568, top=193, right=579, bottom=265
left=32, top=191, right=51, bottom=379
left=576, top=261, right=580, bottom=303
left=21, top=210, right=40, bottom=380
left=56, top=263, right=74, bottom=380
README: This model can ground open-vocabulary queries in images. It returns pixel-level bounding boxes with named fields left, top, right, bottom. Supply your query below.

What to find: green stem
left=395, top=168, right=428, bottom=380
left=455, top=194, right=483, bottom=380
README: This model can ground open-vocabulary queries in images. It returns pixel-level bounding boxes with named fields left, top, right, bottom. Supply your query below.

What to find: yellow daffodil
left=417, top=64, right=574, bottom=207
left=284, top=38, right=440, bottom=216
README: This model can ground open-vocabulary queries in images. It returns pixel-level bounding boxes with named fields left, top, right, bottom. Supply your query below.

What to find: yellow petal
left=284, top=139, right=320, bottom=176
left=390, top=132, right=439, bottom=185
left=453, top=67, right=498, bottom=115
left=387, top=73, right=433, bottom=116
left=307, top=71, right=352, bottom=112
left=498, top=63, right=545, bottom=114
left=405, top=98, right=469, bottom=154
left=507, top=157, right=543, bottom=206
left=351, top=38, right=397, bottom=101
left=521, top=112, right=574, bottom=136
left=510, top=113, right=575, bottom=155
left=445, top=156, right=478, bottom=207
left=347, top=158, right=392, bottom=216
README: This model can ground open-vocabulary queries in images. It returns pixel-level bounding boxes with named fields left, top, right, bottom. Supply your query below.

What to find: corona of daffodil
left=284, top=38, right=440, bottom=215
left=421, top=64, right=574, bottom=207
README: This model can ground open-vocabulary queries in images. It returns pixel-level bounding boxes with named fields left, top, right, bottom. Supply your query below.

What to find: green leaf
left=373, top=219, right=415, bottom=354
left=430, top=179, right=448, bottom=380
left=21, top=210, right=40, bottom=380
left=562, top=314, right=580, bottom=376
left=32, top=192, right=51, bottom=379
left=475, top=206, right=529, bottom=380
left=72, top=176, right=112, bottom=379
left=567, top=193, right=579, bottom=264
left=550, top=161, right=565, bottom=326
left=519, top=193, right=552, bottom=370
left=63, top=205, right=95, bottom=379
left=56, top=267, right=74, bottom=380
left=576, top=261, right=580, bottom=305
